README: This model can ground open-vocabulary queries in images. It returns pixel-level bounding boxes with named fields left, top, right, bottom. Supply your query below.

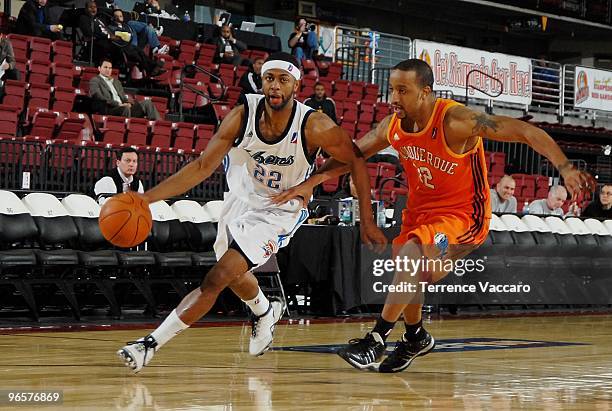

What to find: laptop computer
left=240, top=21, right=257, bottom=32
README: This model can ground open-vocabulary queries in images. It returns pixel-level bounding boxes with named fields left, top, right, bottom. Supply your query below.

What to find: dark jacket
left=78, top=13, right=113, bottom=40
left=303, top=95, right=337, bottom=124
left=16, top=0, right=53, bottom=37
left=212, top=36, right=246, bottom=64
left=582, top=198, right=612, bottom=219
left=238, top=71, right=261, bottom=94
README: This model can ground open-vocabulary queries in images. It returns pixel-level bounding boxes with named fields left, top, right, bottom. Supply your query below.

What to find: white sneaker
left=155, top=26, right=164, bottom=37
left=117, top=335, right=158, bottom=373
left=155, top=44, right=169, bottom=55
left=249, top=299, right=284, bottom=356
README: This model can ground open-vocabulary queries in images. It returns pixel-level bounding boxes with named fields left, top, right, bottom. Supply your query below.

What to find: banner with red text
left=574, top=66, right=612, bottom=112
left=414, top=40, right=532, bottom=105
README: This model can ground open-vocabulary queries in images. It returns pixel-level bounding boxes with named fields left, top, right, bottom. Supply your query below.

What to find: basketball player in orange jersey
left=273, top=58, right=595, bottom=373
left=116, top=52, right=387, bottom=373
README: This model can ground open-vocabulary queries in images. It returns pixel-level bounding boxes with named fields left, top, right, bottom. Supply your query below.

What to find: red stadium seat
left=125, top=118, right=149, bottom=146
left=173, top=122, right=196, bottom=150
left=52, top=40, right=73, bottom=64
left=150, top=120, right=173, bottom=148
left=29, top=37, right=51, bottom=62
left=52, top=87, right=77, bottom=112
left=2, top=80, right=26, bottom=109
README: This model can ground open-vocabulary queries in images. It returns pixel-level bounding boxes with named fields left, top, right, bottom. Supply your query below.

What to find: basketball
left=99, top=192, right=152, bottom=248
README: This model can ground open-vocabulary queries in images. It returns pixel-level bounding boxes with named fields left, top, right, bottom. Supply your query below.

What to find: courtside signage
left=414, top=39, right=532, bottom=105
left=574, top=66, right=612, bottom=112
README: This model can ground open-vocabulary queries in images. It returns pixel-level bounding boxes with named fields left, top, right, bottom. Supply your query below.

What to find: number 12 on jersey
left=253, top=164, right=282, bottom=189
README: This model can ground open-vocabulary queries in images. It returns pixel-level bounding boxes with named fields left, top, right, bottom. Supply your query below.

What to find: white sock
left=242, top=288, right=270, bottom=317
left=150, top=309, right=189, bottom=349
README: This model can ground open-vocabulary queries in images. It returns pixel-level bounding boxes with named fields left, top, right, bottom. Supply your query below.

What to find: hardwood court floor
left=0, top=314, right=611, bottom=410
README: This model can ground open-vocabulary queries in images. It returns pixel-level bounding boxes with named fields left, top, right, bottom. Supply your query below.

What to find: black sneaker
left=337, top=332, right=386, bottom=370
left=378, top=330, right=435, bottom=373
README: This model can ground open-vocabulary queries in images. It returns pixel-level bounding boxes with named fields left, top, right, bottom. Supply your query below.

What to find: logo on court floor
left=272, top=338, right=588, bottom=355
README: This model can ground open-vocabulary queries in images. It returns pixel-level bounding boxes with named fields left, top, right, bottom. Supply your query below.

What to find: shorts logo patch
left=434, top=232, right=448, bottom=257
left=262, top=240, right=278, bottom=258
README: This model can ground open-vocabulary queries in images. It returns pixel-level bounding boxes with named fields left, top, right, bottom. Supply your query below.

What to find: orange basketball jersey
left=387, top=98, right=491, bottom=244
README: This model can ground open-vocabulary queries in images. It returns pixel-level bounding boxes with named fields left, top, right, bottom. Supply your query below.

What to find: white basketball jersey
left=222, top=94, right=317, bottom=209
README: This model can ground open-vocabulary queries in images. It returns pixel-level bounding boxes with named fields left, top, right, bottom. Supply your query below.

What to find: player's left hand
left=271, top=181, right=314, bottom=208
left=360, top=221, right=388, bottom=254
left=561, top=167, right=597, bottom=201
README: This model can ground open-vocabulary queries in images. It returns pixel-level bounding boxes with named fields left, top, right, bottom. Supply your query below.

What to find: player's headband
left=261, top=60, right=301, bottom=81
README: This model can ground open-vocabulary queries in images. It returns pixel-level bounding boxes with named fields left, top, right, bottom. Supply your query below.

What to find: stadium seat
left=51, top=62, right=75, bottom=88
left=150, top=120, right=173, bottom=148
left=7, top=34, right=28, bottom=60
left=125, top=118, right=149, bottom=146
left=148, top=201, right=192, bottom=267
left=28, top=60, right=50, bottom=84
left=51, top=40, right=73, bottom=64
left=2, top=80, right=27, bottom=109
left=51, top=86, right=77, bottom=112
left=171, top=200, right=216, bottom=266
left=173, top=122, right=196, bottom=150
left=30, top=110, right=60, bottom=139
left=27, top=82, right=51, bottom=110
left=0, top=105, right=21, bottom=137
left=102, top=116, right=128, bottom=145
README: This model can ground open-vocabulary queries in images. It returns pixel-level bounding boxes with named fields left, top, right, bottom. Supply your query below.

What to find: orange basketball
left=99, top=192, right=152, bottom=248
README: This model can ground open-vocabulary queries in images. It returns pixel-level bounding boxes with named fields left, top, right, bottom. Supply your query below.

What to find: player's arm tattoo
left=471, top=113, right=499, bottom=138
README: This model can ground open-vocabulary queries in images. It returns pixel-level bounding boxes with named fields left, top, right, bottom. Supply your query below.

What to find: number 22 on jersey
left=253, top=164, right=282, bottom=189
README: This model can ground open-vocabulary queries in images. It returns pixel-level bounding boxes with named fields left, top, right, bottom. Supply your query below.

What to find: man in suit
left=89, top=58, right=161, bottom=119
left=213, top=24, right=247, bottom=66
left=16, top=0, right=63, bottom=40
left=94, top=146, right=145, bottom=204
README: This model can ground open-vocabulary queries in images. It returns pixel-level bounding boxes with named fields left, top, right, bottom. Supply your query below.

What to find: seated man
left=528, top=185, right=567, bottom=216
left=303, top=82, right=337, bottom=124
left=213, top=24, right=247, bottom=66
left=582, top=184, right=612, bottom=219
left=0, top=35, right=21, bottom=83
left=490, top=175, right=517, bottom=213
left=79, top=0, right=164, bottom=77
left=238, top=57, right=263, bottom=95
left=89, top=58, right=161, bottom=120
left=94, top=147, right=144, bottom=204
left=16, top=0, right=63, bottom=40
left=110, top=10, right=168, bottom=55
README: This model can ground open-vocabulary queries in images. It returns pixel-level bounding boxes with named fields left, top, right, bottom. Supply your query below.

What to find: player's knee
left=200, top=265, right=239, bottom=292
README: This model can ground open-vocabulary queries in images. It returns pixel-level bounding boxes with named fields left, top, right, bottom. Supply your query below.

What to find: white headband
left=261, top=60, right=301, bottom=80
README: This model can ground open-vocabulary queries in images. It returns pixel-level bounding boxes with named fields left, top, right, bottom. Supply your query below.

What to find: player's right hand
left=271, top=181, right=314, bottom=208
left=561, top=167, right=597, bottom=201
left=360, top=221, right=388, bottom=254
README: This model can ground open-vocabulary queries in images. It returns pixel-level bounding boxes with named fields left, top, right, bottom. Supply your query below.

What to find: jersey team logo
left=290, top=131, right=298, bottom=144
left=262, top=240, right=278, bottom=258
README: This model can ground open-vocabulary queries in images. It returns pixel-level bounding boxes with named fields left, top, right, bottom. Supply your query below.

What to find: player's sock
left=404, top=319, right=425, bottom=341
left=150, top=309, right=189, bottom=348
left=243, top=287, right=270, bottom=317
left=372, top=316, right=395, bottom=342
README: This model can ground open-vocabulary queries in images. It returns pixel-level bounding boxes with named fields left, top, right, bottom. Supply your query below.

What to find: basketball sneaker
left=249, top=298, right=284, bottom=356
left=378, top=329, right=435, bottom=373
left=117, top=335, right=158, bottom=373
left=336, top=332, right=386, bottom=370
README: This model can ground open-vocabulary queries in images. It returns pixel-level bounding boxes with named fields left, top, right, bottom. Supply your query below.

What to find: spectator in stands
left=213, top=24, right=247, bottom=66
left=238, top=57, right=263, bottom=95
left=94, top=147, right=144, bottom=204
left=582, top=184, right=612, bottom=219
left=304, top=82, right=337, bottom=124
left=490, top=175, right=517, bottom=213
left=79, top=0, right=164, bottom=77
left=528, top=185, right=567, bottom=216
left=16, top=0, right=63, bottom=40
left=89, top=57, right=161, bottom=120
left=0, top=34, right=20, bottom=82
left=110, top=10, right=168, bottom=55
left=288, top=18, right=318, bottom=65
left=134, top=0, right=162, bottom=15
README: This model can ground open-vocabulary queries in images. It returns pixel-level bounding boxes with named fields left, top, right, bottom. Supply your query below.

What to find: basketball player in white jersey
left=117, top=52, right=388, bottom=373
